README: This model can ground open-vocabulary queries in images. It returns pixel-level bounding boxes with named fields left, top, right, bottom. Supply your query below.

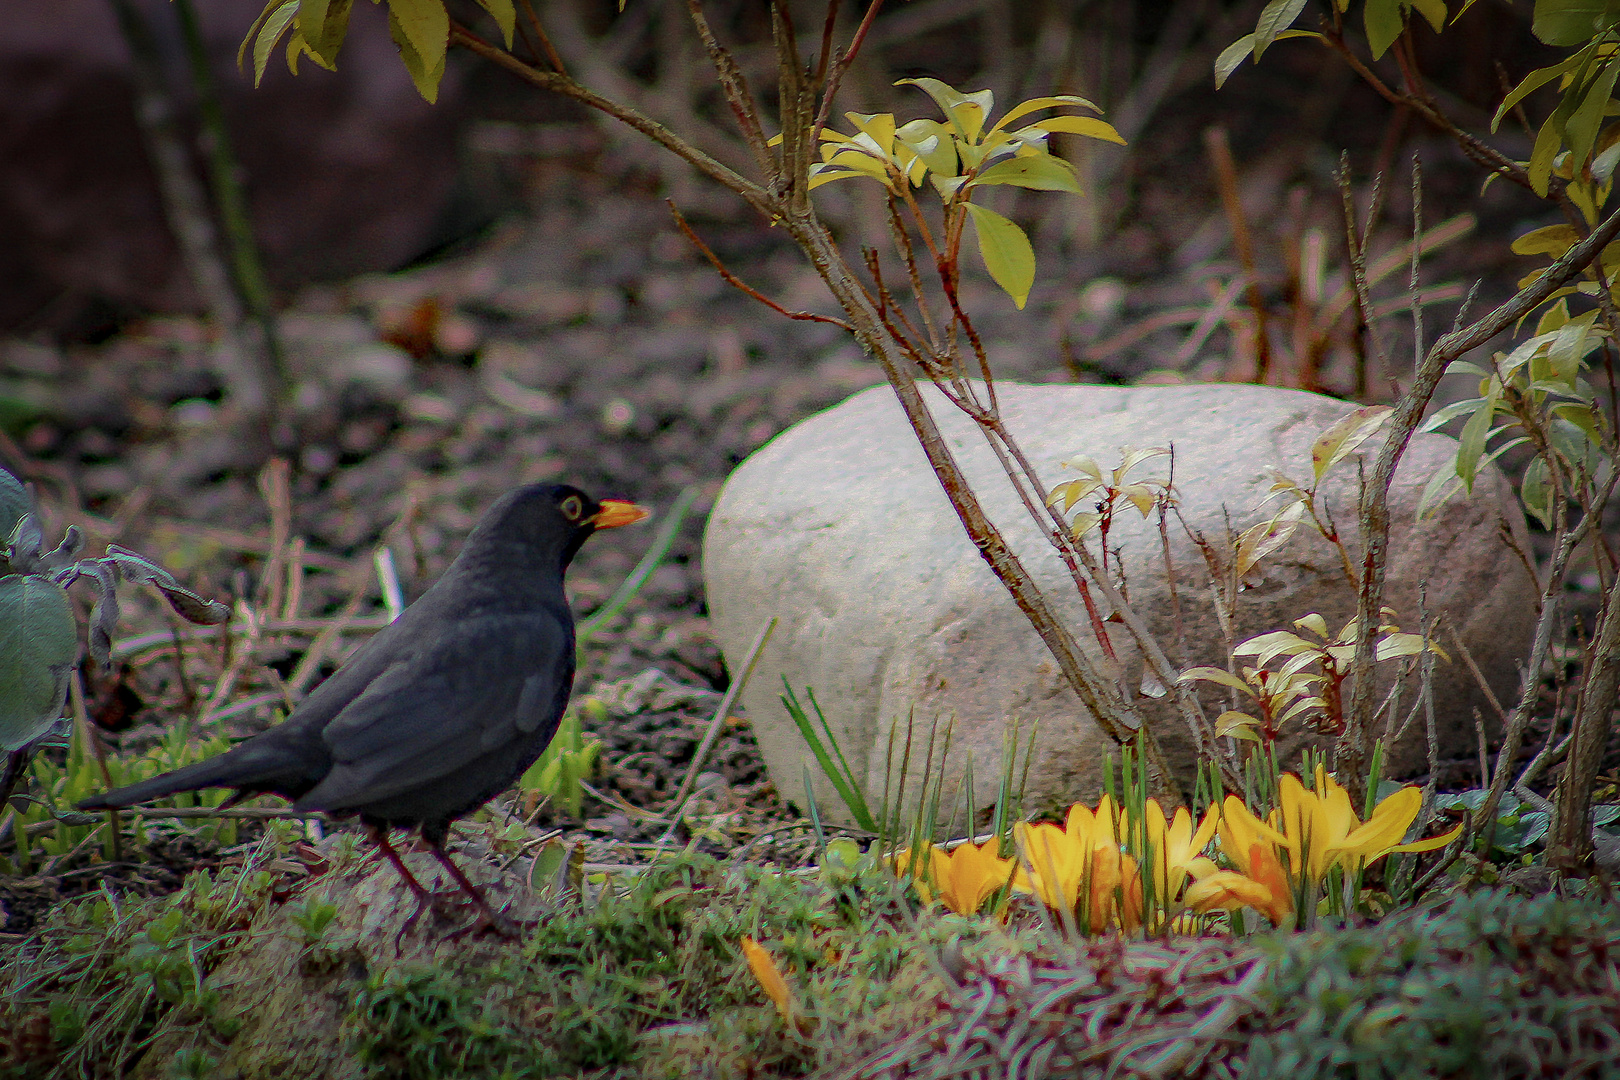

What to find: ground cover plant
left=5, top=0, right=1620, bottom=1076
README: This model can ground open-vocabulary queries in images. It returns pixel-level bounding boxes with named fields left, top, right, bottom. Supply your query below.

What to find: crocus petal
left=943, top=840, right=1015, bottom=915
left=1184, top=870, right=1274, bottom=913
left=1013, top=822, right=1081, bottom=910
left=1218, top=795, right=1292, bottom=875
left=1332, top=786, right=1422, bottom=860
left=1246, top=842, right=1295, bottom=925
left=1387, top=820, right=1464, bottom=854
left=1187, top=803, right=1221, bottom=858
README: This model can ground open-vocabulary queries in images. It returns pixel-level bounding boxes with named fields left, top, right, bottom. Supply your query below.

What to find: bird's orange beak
left=591, top=500, right=650, bottom=529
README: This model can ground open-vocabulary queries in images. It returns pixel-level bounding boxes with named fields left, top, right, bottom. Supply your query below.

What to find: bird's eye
left=560, top=495, right=584, bottom=520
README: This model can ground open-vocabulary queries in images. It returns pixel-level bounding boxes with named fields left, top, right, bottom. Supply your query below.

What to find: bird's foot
left=393, top=887, right=483, bottom=950
left=441, top=902, right=536, bottom=942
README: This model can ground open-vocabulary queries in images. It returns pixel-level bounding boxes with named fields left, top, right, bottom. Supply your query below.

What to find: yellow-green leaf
left=296, top=0, right=351, bottom=65
left=897, top=78, right=995, bottom=142
left=251, top=0, right=300, bottom=86
left=1411, top=0, right=1448, bottom=31
left=1234, top=499, right=1304, bottom=579
left=1293, top=612, right=1330, bottom=639
left=386, top=0, right=448, bottom=103
left=1566, top=55, right=1620, bottom=171
left=973, top=154, right=1082, bottom=192
left=1255, top=0, right=1310, bottom=57
left=1214, top=29, right=1321, bottom=88
left=240, top=0, right=294, bottom=72
left=286, top=28, right=335, bottom=74
left=1513, top=223, right=1581, bottom=258
left=1529, top=51, right=1596, bottom=195
left=1493, top=43, right=1598, bottom=132
left=964, top=202, right=1035, bottom=309
left=1179, top=667, right=1255, bottom=694
left=1027, top=116, right=1127, bottom=144
left=474, top=0, right=516, bottom=48
left=993, top=94, right=1102, bottom=131
left=1310, top=404, right=1392, bottom=482
left=897, top=118, right=958, bottom=177
left=1364, top=0, right=1407, bottom=59
left=1534, top=0, right=1620, bottom=46
left=1214, top=711, right=1263, bottom=741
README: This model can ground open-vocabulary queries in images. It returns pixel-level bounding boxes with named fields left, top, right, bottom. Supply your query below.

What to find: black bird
left=80, top=483, right=647, bottom=935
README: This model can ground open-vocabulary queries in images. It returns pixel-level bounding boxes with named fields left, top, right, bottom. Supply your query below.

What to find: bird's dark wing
left=293, top=611, right=572, bottom=813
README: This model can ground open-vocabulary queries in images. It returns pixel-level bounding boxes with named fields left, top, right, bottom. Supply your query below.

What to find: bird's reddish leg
left=426, top=841, right=526, bottom=940
left=370, top=825, right=450, bottom=948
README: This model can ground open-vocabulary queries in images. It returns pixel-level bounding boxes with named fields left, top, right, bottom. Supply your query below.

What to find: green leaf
left=1455, top=386, right=1501, bottom=492
left=1216, top=34, right=1259, bottom=88
left=1416, top=461, right=1464, bottom=519
left=0, top=469, right=29, bottom=566
left=1530, top=48, right=1599, bottom=195
left=1364, top=0, right=1408, bottom=59
left=296, top=0, right=351, bottom=65
left=251, top=0, right=300, bottom=86
left=1411, top=0, right=1449, bottom=31
left=781, top=682, right=876, bottom=832
left=474, top=0, right=516, bottom=48
left=1566, top=55, right=1620, bottom=170
left=964, top=202, right=1035, bottom=309
left=1420, top=396, right=1486, bottom=432
left=386, top=0, right=449, bottom=103
left=1533, top=0, right=1620, bottom=46
left=1215, top=29, right=1321, bottom=88
left=1492, top=43, right=1598, bottom=132
left=1255, top=0, right=1310, bottom=57
left=0, top=574, right=77, bottom=753
left=1520, top=456, right=1553, bottom=528
left=972, top=154, right=1082, bottom=192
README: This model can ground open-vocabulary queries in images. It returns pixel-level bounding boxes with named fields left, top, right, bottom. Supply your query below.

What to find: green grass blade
left=781, top=682, right=877, bottom=831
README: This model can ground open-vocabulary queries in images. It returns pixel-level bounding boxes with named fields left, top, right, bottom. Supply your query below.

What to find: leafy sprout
left=791, top=78, right=1125, bottom=308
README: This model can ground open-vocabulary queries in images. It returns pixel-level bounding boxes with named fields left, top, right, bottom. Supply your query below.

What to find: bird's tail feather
left=77, top=745, right=293, bottom=810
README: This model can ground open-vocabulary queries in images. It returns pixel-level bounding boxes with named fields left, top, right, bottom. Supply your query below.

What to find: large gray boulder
left=702, top=381, right=1535, bottom=824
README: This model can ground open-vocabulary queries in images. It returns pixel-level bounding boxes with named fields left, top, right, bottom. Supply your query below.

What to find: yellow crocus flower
left=892, top=838, right=1015, bottom=917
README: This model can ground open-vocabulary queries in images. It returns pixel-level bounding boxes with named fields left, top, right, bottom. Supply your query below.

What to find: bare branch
left=668, top=202, right=852, bottom=331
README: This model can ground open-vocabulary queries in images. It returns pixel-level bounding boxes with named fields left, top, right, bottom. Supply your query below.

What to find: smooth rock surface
left=703, top=381, right=1536, bottom=824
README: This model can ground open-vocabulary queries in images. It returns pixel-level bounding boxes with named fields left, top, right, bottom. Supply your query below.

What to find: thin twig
left=811, top=0, right=885, bottom=146
left=667, top=202, right=853, bottom=329
left=516, top=0, right=567, bottom=75
left=1339, top=200, right=1620, bottom=799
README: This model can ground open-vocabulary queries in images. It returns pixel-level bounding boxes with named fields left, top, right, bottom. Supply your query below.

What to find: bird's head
left=462, top=484, right=649, bottom=577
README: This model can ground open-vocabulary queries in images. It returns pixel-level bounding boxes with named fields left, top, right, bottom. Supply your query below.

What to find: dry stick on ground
left=1337, top=202, right=1620, bottom=806
left=1203, top=126, right=1273, bottom=383
left=665, top=616, right=778, bottom=818
left=453, top=9, right=1205, bottom=800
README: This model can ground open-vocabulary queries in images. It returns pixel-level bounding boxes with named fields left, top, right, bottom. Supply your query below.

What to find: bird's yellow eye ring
left=560, top=495, right=584, bottom=520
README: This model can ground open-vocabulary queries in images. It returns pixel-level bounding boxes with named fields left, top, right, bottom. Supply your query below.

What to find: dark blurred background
left=2, top=0, right=1552, bottom=343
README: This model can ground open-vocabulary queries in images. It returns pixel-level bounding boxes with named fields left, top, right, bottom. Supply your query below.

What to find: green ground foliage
left=2, top=831, right=1617, bottom=1079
